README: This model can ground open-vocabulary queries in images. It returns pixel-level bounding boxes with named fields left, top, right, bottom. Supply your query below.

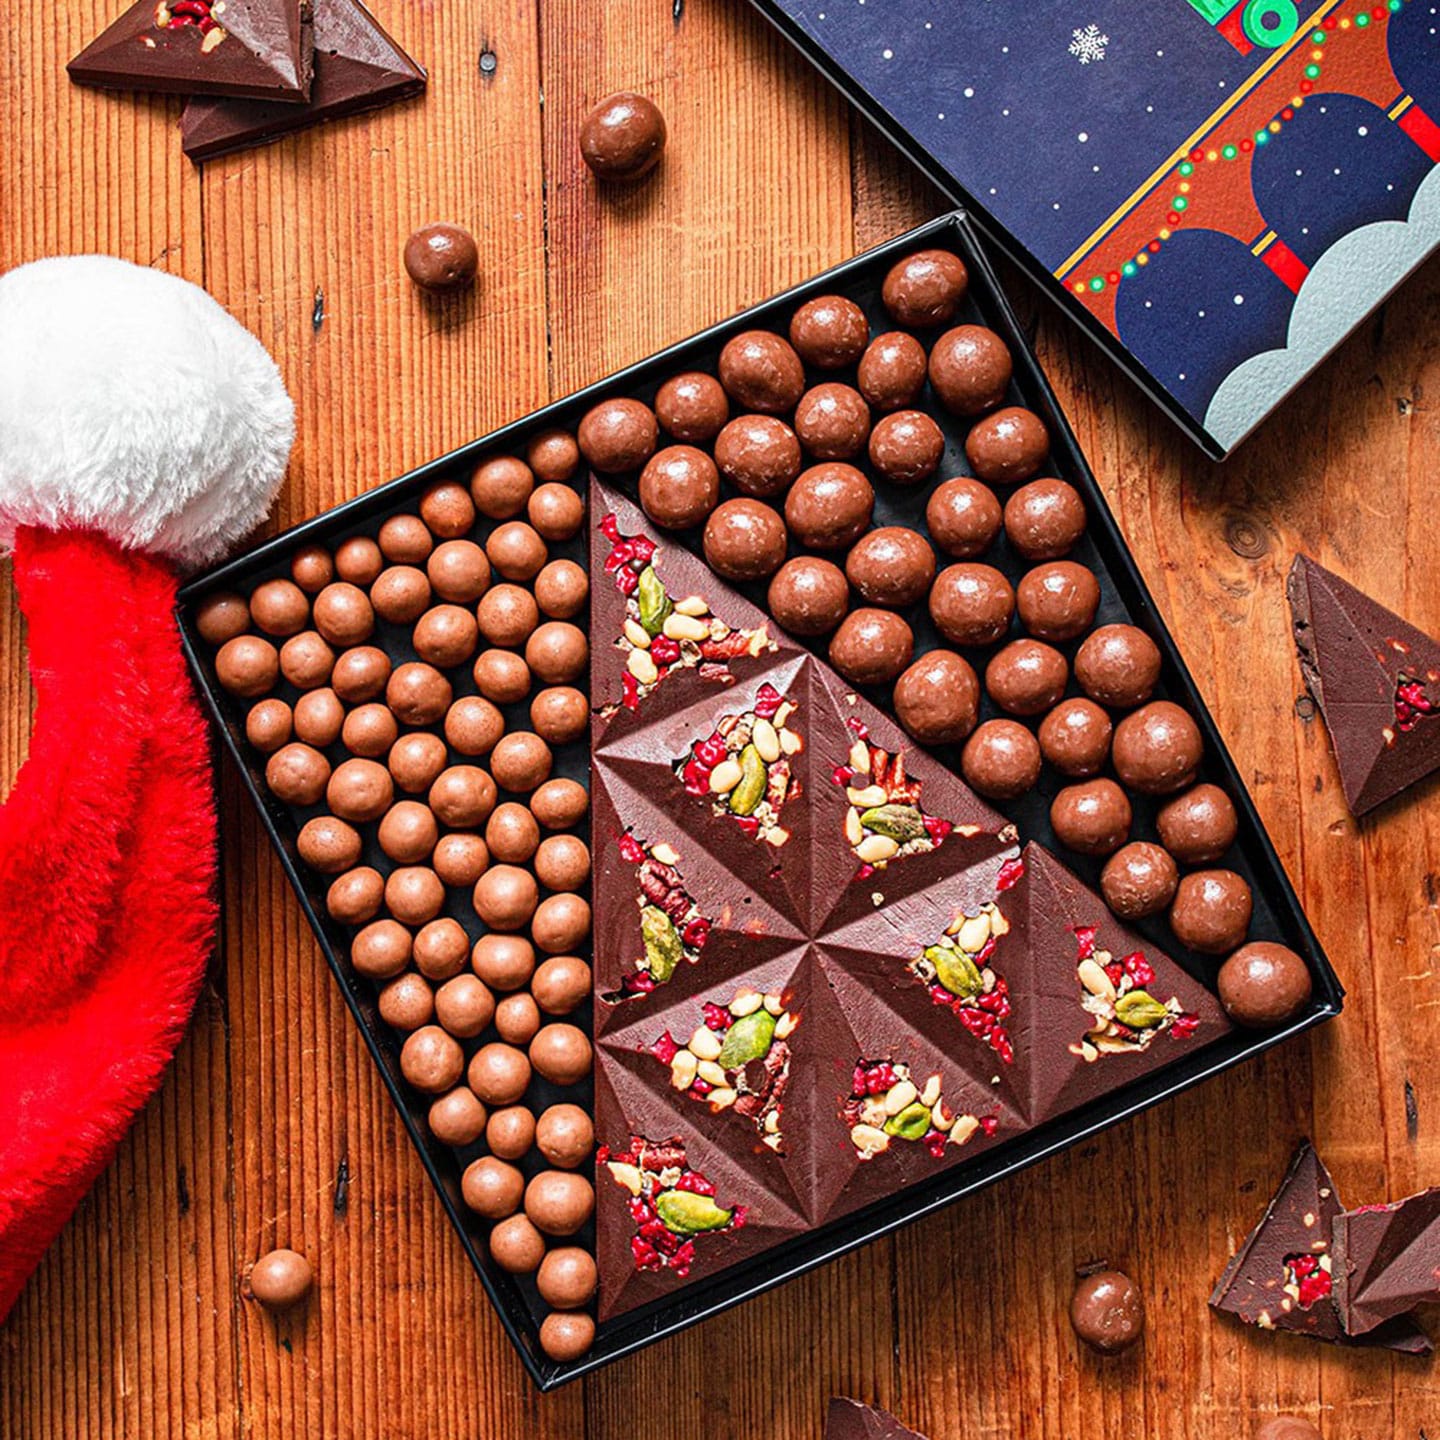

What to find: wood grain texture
left=2, top=0, right=1439, bottom=1435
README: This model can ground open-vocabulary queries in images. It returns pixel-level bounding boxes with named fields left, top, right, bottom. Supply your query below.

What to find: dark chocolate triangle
left=180, top=0, right=424, bottom=161
left=826, top=1398, right=931, bottom=1440
left=1209, top=1139, right=1430, bottom=1353
left=1333, top=1188, right=1440, bottom=1340
left=1288, top=554, right=1440, bottom=816
left=69, top=0, right=313, bottom=101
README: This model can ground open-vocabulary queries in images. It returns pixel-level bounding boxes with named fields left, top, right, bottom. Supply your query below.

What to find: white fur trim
left=0, top=255, right=293, bottom=570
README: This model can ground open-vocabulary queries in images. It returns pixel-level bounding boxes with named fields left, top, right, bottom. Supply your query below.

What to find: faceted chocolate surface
left=1333, top=1188, right=1440, bottom=1341
left=826, top=1398, right=931, bottom=1440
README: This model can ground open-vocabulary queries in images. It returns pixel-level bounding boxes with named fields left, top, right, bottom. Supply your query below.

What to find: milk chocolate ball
left=217, top=635, right=279, bottom=698
left=882, top=249, right=967, bottom=328
left=579, top=91, right=666, bottom=181
left=419, top=480, right=475, bottom=540
left=1017, top=561, right=1100, bottom=643
left=986, top=640, right=1067, bottom=717
left=1101, top=842, right=1179, bottom=920
left=474, top=864, right=540, bottom=930
left=768, top=556, right=849, bottom=637
left=1170, top=870, right=1252, bottom=955
left=428, top=1087, right=487, bottom=1146
left=966, top=406, right=1049, bottom=485
left=378, top=515, right=432, bottom=565
left=331, top=645, right=391, bottom=703
left=444, top=695, right=504, bottom=758
left=540, top=1312, right=595, bottom=1362
left=385, top=866, right=445, bottom=925
left=390, top=732, right=448, bottom=793
left=351, top=919, right=412, bottom=978
left=793, top=383, right=872, bottom=461
left=249, top=1250, right=312, bottom=1310
left=487, top=1104, right=537, bottom=1160
left=470, top=455, right=534, bottom=520
left=790, top=294, right=868, bottom=369
left=928, top=324, right=1013, bottom=416
left=1004, top=478, right=1086, bottom=560
left=893, top=650, right=979, bottom=745
left=718, top=331, right=805, bottom=414
left=265, top=743, right=330, bottom=806
left=435, top=973, right=496, bottom=1039
left=845, top=527, right=935, bottom=609
left=1038, top=697, right=1112, bottom=778
left=491, top=732, right=553, bottom=793
left=1219, top=942, right=1313, bottom=1028
left=403, top=223, right=478, bottom=293
left=327, top=866, right=384, bottom=925
left=532, top=893, right=591, bottom=954
left=930, top=563, right=1014, bottom=646
left=468, top=1043, right=531, bottom=1106
left=1254, top=1420, right=1320, bottom=1440
left=531, top=778, right=588, bottom=830
left=294, top=688, right=344, bottom=746
left=531, top=686, right=588, bottom=745
left=1113, top=702, right=1202, bottom=795
left=414, top=918, right=470, bottom=980
left=379, top=972, right=436, bottom=1031
left=532, top=956, right=592, bottom=1015
left=487, top=802, right=541, bottom=864
left=400, top=1024, right=465, bottom=1092
left=537, top=1247, right=598, bottom=1308
left=496, top=991, right=542, bottom=1045
left=491, top=1214, right=546, bottom=1275
left=472, top=933, right=536, bottom=991
left=477, top=584, right=540, bottom=649
left=462, top=1155, right=525, bottom=1219
left=714, top=415, right=802, bottom=499
left=536, top=1103, right=594, bottom=1168
left=962, top=720, right=1041, bottom=800
left=370, top=566, right=431, bottom=625
left=312, top=582, right=374, bottom=647
left=246, top=699, right=292, bottom=753
left=196, top=591, right=251, bottom=646
left=857, top=331, right=927, bottom=413
left=527, top=483, right=585, bottom=543
left=1156, top=784, right=1238, bottom=865
left=250, top=579, right=310, bottom=638
left=1075, top=625, right=1163, bottom=710
left=703, top=498, right=788, bottom=581
left=1070, top=1270, right=1144, bottom=1355
left=433, top=834, right=490, bottom=889
left=869, top=409, right=944, bottom=486
left=534, top=559, right=589, bottom=620
left=1050, top=779, right=1132, bottom=856
left=523, top=622, right=586, bottom=687
left=526, top=429, right=580, bottom=484
left=639, top=445, right=720, bottom=531
left=486, top=521, right=548, bottom=584
left=655, top=372, right=729, bottom=443
left=525, top=1170, right=594, bottom=1236
left=474, top=648, right=532, bottom=704
left=530, top=1023, right=592, bottom=1085
left=429, top=765, right=497, bottom=827
left=386, top=662, right=452, bottom=727
left=786, top=463, right=874, bottom=550
left=535, top=834, right=590, bottom=892
left=377, top=800, right=438, bottom=864
left=297, top=816, right=362, bottom=874
left=578, top=398, right=658, bottom=474
left=829, top=609, right=914, bottom=686
left=327, top=758, right=394, bottom=822
left=335, top=536, right=384, bottom=585
left=926, top=477, right=1002, bottom=559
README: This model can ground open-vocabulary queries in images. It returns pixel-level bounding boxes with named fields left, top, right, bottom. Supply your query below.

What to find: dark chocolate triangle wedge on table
left=181, top=0, right=424, bottom=161
left=1333, top=1188, right=1440, bottom=1342
left=827, top=1398, right=931, bottom=1440
left=69, top=0, right=313, bottom=101
left=1209, top=1139, right=1430, bottom=1353
left=1288, top=554, right=1440, bottom=816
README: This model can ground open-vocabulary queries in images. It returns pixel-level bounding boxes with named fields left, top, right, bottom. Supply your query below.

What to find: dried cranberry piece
left=621, top=671, right=641, bottom=709
left=601, top=513, right=621, bottom=540
left=702, top=1002, right=731, bottom=1031
left=649, top=1031, right=679, bottom=1064
left=682, top=917, right=711, bottom=949
left=1073, top=925, right=1098, bottom=959
left=618, top=833, right=645, bottom=864
left=675, top=1171, right=715, bottom=1195
left=996, top=855, right=1025, bottom=892
left=615, top=565, right=639, bottom=596
left=1121, top=952, right=1155, bottom=987
left=650, top=635, right=681, bottom=665
left=753, top=684, right=783, bottom=719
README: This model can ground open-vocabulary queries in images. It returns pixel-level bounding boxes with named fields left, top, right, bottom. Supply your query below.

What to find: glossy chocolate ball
left=703, top=498, right=788, bottom=581
left=882, top=249, right=967, bottom=328
left=379, top=973, right=436, bottom=1031
left=477, top=584, right=540, bottom=649
left=327, top=866, right=384, bottom=925
left=1017, top=561, right=1100, bottom=643
left=331, top=645, right=391, bottom=703
left=420, top=479, right=476, bottom=539
left=534, top=559, right=589, bottom=621
left=928, top=325, right=1012, bottom=416
left=404, top=222, right=478, bottom=292
left=578, top=398, right=657, bottom=474
left=1050, top=779, right=1132, bottom=856
left=385, top=866, right=445, bottom=925
left=525, top=1170, right=594, bottom=1236
left=767, top=556, right=849, bottom=637
left=1074, top=625, right=1163, bottom=709
left=414, top=918, right=470, bottom=980
left=335, top=536, right=384, bottom=585
left=527, top=484, right=585, bottom=546
left=579, top=91, right=666, bottom=181
left=845, top=526, right=935, bottom=608
left=216, top=635, right=279, bottom=698
left=312, top=582, right=374, bottom=647
left=531, top=685, right=588, bottom=745
left=793, top=383, right=872, bottom=461
left=1038, top=697, right=1112, bottom=778
left=1218, top=942, right=1313, bottom=1028
left=829, top=608, right=914, bottom=686
left=487, top=1104, right=537, bottom=1159
left=377, top=800, right=439, bottom=864
left=472, top=649, right=532, bottom=707
left=250, top=578, right=310, bottom=637
left=435, top=974, right=496, bottom=1039
left=531, top=893, right=592, bottom=954
left=540, top=1311, right=595, bottom=1362
left=868, top=409, right=944, bottom=486
left=474, top=864, right=540, bottom=930
left=966, top=406, right=1049, bottom=485
left=529, top=1023, right=592, bottom=1085
left=537, top=1247, right=598, bottom=1308
left=857, top=331, right=927, bottom=413
left=433, top=835, right=490, bottom=890
left=1101, top=842, right=1179, bottom=920
left=472, top=932, right=536, bottom=992
left=491, top=731, right=553, bottom=793
left=532, top=956, right=592, bottom=1016
left=487, top=802, right=541, bottom=864
left=249, top=1249, right=313, bottom=1310
left=639, top=445, right=720, bottom=531
left=790, top=294, right=868, bottom=369
left=486, top=521, right=548, bottom=584
left=428, top=1087, right=487, bottom=1146
left=389, top=732, right=449, bottom=794
left=462, top=1155, right=525, bottom=1219
left=655, top=371, right=729, bottom=443
left=490, top=1215, right=546, bottom=1275
left=1170, top=870, right=1252, bottom=955
left=926, top=477, right=1002, bottom=560
left=536, top=1103, right=594, bottom=1168
left=379, top=514, right=434, bottom=564
left=196, top=591, right=251, bottom=646
left=1156, top=784, right=1238, bottom=865
left=1070, top=1270, right=1144, bottom=1355
left=265, top=743, right=330, bottom=806
left=893, top=650, right=979, bottom=745
left=525, top=621, right=587, bottom=686
left=245, top=699, right=292, bottom=753
left=718, top=331, right=805, bottom=415
left=350, top=919, right=411, bottom=979
left=930, top=563, right=1014, bottom=647
left=714, top=415, right=802, bottom=499
left=400, top=1025, right=465, bottom=1093
left=534, top=834, right=590, bottom=892
left=531, top=778, right=589, bottom=831
left=386, top=661, right=452, bottom=726
left=785, top=463, right=874, bottom=550
left=470, top=455, right=534, bottom=520
left=1112, top=701, right=1203, bottom=795
left=468, top=1043, right=531, bottom=1106
left=986, top=639, right=1068, bottom=717
left=370, top=566, right=431, bottom=625
left=1004, top=478, right=1086, bottom=560
left=429, top=765, right=498, bottom=827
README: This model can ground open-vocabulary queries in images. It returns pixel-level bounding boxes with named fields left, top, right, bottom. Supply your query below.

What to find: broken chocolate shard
left=180, top=0, right=424, bottom=161
left=1288, top=554, right=1440, bottom=816
left=1333, top=1188, right=1440, bottom=1340
left=826, top=1398, right=930, bottom=1440
left=1210, top=1139, right=1431, bottom=1354
left=69, top=0, right=314, bottom=102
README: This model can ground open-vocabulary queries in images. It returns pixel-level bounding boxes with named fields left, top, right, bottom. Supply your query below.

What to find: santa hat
left=0, top=256, right=293, bottom=1318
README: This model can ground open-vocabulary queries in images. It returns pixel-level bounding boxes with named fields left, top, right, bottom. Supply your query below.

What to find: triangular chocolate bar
left=1288, top=554, right=1440, bottom=816
left=1209, top=1139, right=1431, bottom=1353
left=69, top=0, right=313, bottom=101
left=180, top=0, right=424, bottom=161
left=827, top=1398, right=931, bottom=1440
left=1333, top=1188, right=1440, bottom=1340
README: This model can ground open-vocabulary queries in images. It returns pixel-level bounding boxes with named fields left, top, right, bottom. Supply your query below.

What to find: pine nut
left=607, top=1162, right=643, bottom=1195
left=689, top=1026, right=722, bottom=1061
left=920, top=1074, right=941, bottom=1108
left=763, top=991, right=783, bottom=1015
left=856, top=834, right=899, bottom=864
left=628, top=648, right=658, bottom=685
left=883, top=1080, right=918, bottom=1115
left=847, top=784, right=889, bottom=809
left=663, top=613, right=710, bottom=642
left=708, top=1087, right=737, bottom=1110
left=674, top=595, right=709, bottom=617
left=779, top=727, right=803, bottom=755
left=729, top=988, right=764, bottom=1017
left=955, top=913, right=991, bottom=953
left=623, top=618, right=652, bottom=649
left=774, top=1012, right=797, bottom=1040
left=949, top=1115, right=980, bottom=1146
left=844, top=809, right=864, bottom=846
left=670, top=1050, right=698, bottom=1090
left=1078, top=958, right=1116, bottom=1001
left=850, top=1124, right=890, bottom=1155
left=650, top=842, right=679, bottom=866
left=849, top=739, right=871, bottom=775
left=709, top=759, right=742, bottom=794
left=696, top=1059, right=727, bottom=1087
left=752, top=719, right=781, bottom=763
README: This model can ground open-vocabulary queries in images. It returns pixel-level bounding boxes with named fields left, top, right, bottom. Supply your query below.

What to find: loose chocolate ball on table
left=370, top=565, right=432, bottom=625
left=540, top=1312, right=596, bottom=1363
left=845, top=526, right=935, bottom=609
left=433, top=834, right=490, bottom=889
left=312, top=582, right=374, bottom=647
left=385, top=866, right=445, bottom=926
left=335, top=536, right=384, bottom=586
left=532, top=893, right=592, bottom=955
left=1100, top=842, right=1179, bottom=920
left=477, top=584, right=540, bottom=649
left=525, top=1170, right=595, bottom=1236
left=526, top=429, right=580, bottom=484
left=926, top=476, right=1002, bottom=560
left=1017, top=561, right=1100, bottom=643
left=265, top=743, right=331, bottom=806
left=471, top=455, right=534, bottom=520
left=1170, top=870, right=1252, bottom=955
left=474, top=648, right=532, bottom=705
left=532, top=955, right=592, bottom=1015
left=790, top=293, right=869, bottom=369
left=531, top=686, right=588, bottom=745
left=475, top=864, right=540, bottom=931
left=279, top=631, right=335, bottom=689
left=487, top=802, right=541, bottom=864
left=525, top=621, right=588, bottom=686
left=196, top=591, right=251, bottom=647
left=714, top=415, right=802, bottom=498
left=462, top=1155, right=525, bottom=1219
left=768, top=556, right=849, bottom=637
left=351, top=919, right=411, bottom=979
left=533, top=559, right=589, bottom=620
left=496, top=991, right=542, bottom=1045
left=294, top=688, right=344, bottom=746
left=468, top=1042, right=531, bottom=1106
left=327, top=758, right=394, bottom=823
left=1004, top=477, right=1087, bottom=561
left=386, top=661, right=452, bottom=727
left=444, top=695, right=504, bottom=758
left=536, top=1103, right=594, bottom=1168
left=638, top=444, right=720, bottom=531
left=930, top=563, right=1014, bottom=646
left=390, top=732, right=449, bottom=794
left=378, top=972, right=435, bottom=1031
left=785, top=463, right=874, bottom=550
left=962, top=720, right=1042, bottom=800
left=1155, top=783, right=1237, bottom=864
left=1112, top=701, right=1203, bottom=795
left=327, top=866, right=384, bottom=925
left=404, top=222, right=479, bottom=293
left=1074, top=624, right=1162, bottom=709
left=535, top=834, right=590, bottom=892
left=1037, top=697, right=1112, bottom=778
left=1218, top=942, right=1313, bottom=1028
left=703, top=498, right=788, bottom=581
left=856, top=330, right=927, bottom=413
left=578, top=398, right=658, bottom=475
left=420, top=479, right=475, bottom=539
left=928, top=325, right=1013, bottom=416
left=414, top=918, right=471, bottom=980
left=579, top=91, right=666, bottom=181
left=331, top=645, right=391, bottom=703
left=882, top=249, right=968, bottom=328
left=491, top=1214, right=546, bottom=1275
left=429, top=764, right=497, bottom=827
left=793, top=383, right=872, bottom=462
left=537, top=1247, right=598, bottom=1308
left=473, top=932, right=536, bottom=991
left=429, top=1086, right=488, bottom=1147
left=718, top=330, right=806, bottom=414
left=491, top=731, right=553, bottom=793
left=246, top=699, right=292, bottom=753
left=379, top=514, right=434, bottom=565
left=487, top=1104, right=537, bottom=1160
left=486, top=520, right=548, bottom=584
left=1254, top=1420, right=1320, bottom=1440
left=893, top=650, right=979, bottom=745
left=248, top=1249, right=313, bottom=1311
left=250, top=578, right=310, bottom=638
left=435, top=973, right=496, bottom=1039
left=1070, top=1269, right=1144, bottom=1355
left=966, top=406, right=1049, bottom=486
left=868, top=409, right=944, bottom=486
left=530, top=1023, right=592, bottom=1085
left=829, top=608, right=914, bottom=686
left=531, top=777, right=589, bottom=831
left=400, top=1024, right=465, bottom=1093
left=655, top=371, right=729, bottom=443
left=1050, top=779, right=1132, bottom=856
left=527, top=483, right=585, bottom=543
left=217, top=635, right=279, bottom=698
left=297, top=816, right=362, bottom=874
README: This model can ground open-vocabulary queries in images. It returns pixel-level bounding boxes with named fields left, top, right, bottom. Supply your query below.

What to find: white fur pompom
left=0, top=255, right=293, bottom=570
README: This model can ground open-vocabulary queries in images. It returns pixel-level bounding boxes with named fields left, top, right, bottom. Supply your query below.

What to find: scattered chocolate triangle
left=827, top=1398, right=931, bottom=1440
left=1287, top=554, right=1440, bottom=816
left=69, top=0, right=313, bottom=102
left=181, top=0, right=423, bottom=161
left=1209, top=1139, right=1430, bottom=1354
left=1333, top=1188, right=1440, bottom=1340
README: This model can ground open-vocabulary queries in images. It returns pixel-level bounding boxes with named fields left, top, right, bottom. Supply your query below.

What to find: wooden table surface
left=3, top=2, right=1440, bottom=1436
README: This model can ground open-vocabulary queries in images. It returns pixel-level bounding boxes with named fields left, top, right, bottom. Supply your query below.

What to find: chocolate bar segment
left=1333, top=1188, right=1440, bottom=1339
left=826, top=1398, right=930, bottom=1440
